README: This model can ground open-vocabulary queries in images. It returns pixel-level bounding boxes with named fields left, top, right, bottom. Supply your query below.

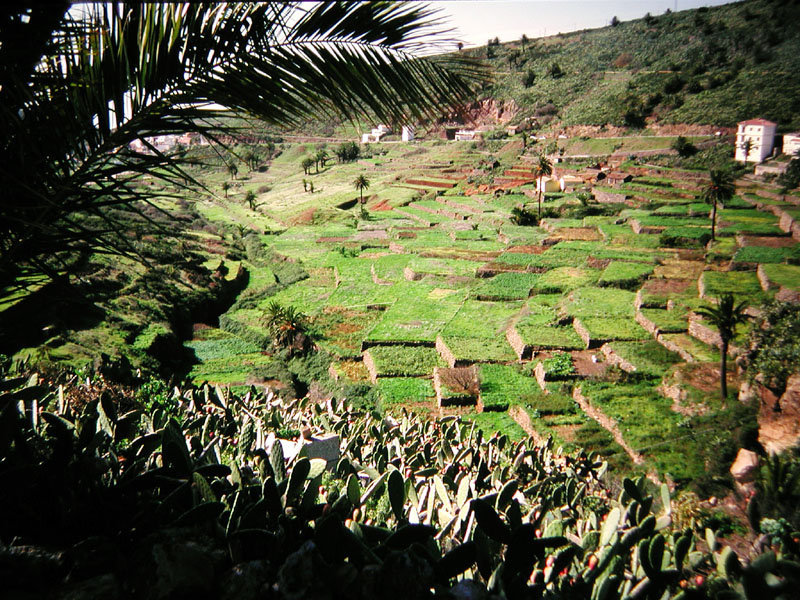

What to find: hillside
left=455, top=0, right=800, bottom=132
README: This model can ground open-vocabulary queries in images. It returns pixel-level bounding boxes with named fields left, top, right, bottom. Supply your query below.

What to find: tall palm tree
left=315, top=149, right=329, bottom=172
left=533, top=154, right=553, bottom=219
left=0, top=3, right=486, bottom=289
left=221, top=181, right=230, bottom=199
left=695, top=293, right=749, bottom=403
left=244, top=190, right=257, bottom=211
left=702, top=169, right=735, bottom=242
left=354, top=175, right=371, bottom=205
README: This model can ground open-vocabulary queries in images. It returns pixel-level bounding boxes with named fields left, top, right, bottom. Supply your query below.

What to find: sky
left=428, top=0, right=738, bottom=47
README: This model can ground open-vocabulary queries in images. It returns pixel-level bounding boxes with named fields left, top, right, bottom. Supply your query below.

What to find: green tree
left=301, top=157, right=315, bottom=175
left=672, top=136, right=697, bottom=158
left=740, top=138, right=753, bottom=163
left=777, top=150, right=800, bottom=191
left=315, top=149, right=329, bottom=172
left=695, top=293, right=749, bottom=402
left=262, top=301, right=315, bottom=356
left=227, top=162, right=239, bottom=180
left=353, top=175, right=371, bottom=205
left=747, top=300, right=800, bottom=400
left=221, top=181, right=230, bottom=199
left=244, top=189, right=257, bottom=211
left=0, top=3, right=485, bottom=288
left=702, top=169, right=735, bottom=241
left=533, top=154, right=553, bottom=219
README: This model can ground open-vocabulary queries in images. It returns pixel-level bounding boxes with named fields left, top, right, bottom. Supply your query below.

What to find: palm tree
left=533, top=154, right=553, bottom=219
left=695, top=293, right=749, bottom=403
left=702, top=169, right=735, bottom=242
left=740, top=138, right=753, bottom=163
left=221, top=181, right=230, bottom=199
left=301, top=157, right=315, bottom=175
left=262, top=302, right=315, bottom=356
left=227, top=162, right=239, bottom=180
left=0, top=3, right=486, bottom=289
left=244, top=190, right=257, bottom=211
left=354, top=175, right=371, bottom=205
left=315, top=149, right=329, bottom=172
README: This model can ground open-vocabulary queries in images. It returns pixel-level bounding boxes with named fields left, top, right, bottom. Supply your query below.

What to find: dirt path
left=572, top=386, right=663, bottom=486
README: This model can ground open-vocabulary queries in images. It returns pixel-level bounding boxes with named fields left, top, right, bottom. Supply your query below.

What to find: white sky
left=428, top=0, right=737, bottom=47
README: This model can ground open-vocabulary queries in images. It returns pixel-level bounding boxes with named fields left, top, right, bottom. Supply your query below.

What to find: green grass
left=377, top=377, right=435, bottom=406
left=365, top=346, right=446, bottom=377
left=733, top=246, right=800, bottom=264
left=185, top=335, right=260, bottom=361
left=563, top=287, right=636, bottom=319
left=479, top=364, right=541, bottom=411
left=638, top=308, right=688, bottom=333
left=579, top=317, right=650, bottom=343
left=605, top=340, right=682, bottom=377
left=365, top=285, right=466, bottom=343
left=472, top=272, right=540, bottom=300
left=700, top=271, right=767, bottom=302
left=760, top=264, right=800, bottom=291
left=464, top=411, right=528, bottom=443
left=598, top=262, right=655, bottom=288
left=534, top=267, right=599, bottom=293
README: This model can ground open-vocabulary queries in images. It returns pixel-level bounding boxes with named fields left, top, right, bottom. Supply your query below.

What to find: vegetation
left=696, top=293, right=749, bottom=402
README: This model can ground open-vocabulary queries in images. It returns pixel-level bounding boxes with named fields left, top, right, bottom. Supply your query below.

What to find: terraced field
left=183, top=140, right=800, bottom=487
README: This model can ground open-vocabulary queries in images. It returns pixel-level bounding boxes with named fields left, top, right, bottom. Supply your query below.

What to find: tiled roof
left=738, top=119, right=777, bottom=126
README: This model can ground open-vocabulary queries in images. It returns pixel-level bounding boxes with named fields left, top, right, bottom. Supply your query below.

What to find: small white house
left=401, top=125, right=415, bottom=142
left=537, top=176, right=560, bottom=193
left=455, top=129, right=477, bottom=141
left=783, top=132, right=800, bottom=158
left=735, top=118, right=777, bottom=163
left=361, top=124, right=391, bottom=144
left=559, top=175, right=584, bottom=192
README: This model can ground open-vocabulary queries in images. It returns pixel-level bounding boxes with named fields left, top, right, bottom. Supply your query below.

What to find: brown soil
left=738, top=235, right=797, bottom=248
left=677, top=362, right=739, bottom=395
left=586, top=257, right=612, bottom=269
left=370, top=199, right=393, bottom=211
left=405, top=178, right=456, bottom=189
left=642, top=278, right=693, bottom=295
left=292, top=207, right=316, bottom=225
left=571, top=350, right=608, bottom=377
left=507, top=245, right=547, bottom=254
left=336, top=360, right=371, bottom=383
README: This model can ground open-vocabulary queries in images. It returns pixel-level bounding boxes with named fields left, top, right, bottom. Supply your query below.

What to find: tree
left=244, top=190, right=257, bottom=211
left=695, top=293, right=749, bottom=402
left=533, top=154, right=553, bottom=219
left=302, top=178, right=308, bottom=192
left=262, top=301, right=315, bottom=356
left=672, top=136, right=697, bottom=158
left=227, top=162, right=239, bottom=180
left=221, top=181, right=230, bottom=199
left=740, top=138, right=754, bottom=163
left=520, top=33, right=529, bottom=49
left=0, top=3, right=486, bottom=288
left=611, top=16, right=620, bottom=27
left=354, top=175, right=371, bottom=205
left=747, top=300, right=800, bottom=402
left=777, top=150, right=800, bottom=191
left=314, top=149, right=329, bottom=172
left=702, top=169, right=735, bottom=241
left=301, top=157, right=315, bottom=175
left=335, top=141, right=361, bottom=163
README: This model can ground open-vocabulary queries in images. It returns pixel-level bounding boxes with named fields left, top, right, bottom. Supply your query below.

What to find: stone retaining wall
left=635, top=310, right=660, bottom=337
left=572, top=318, right=592, bottom=349
left=435, top=335, right=457, bottom=368
left=600, top=343, right=636, bottom=373
left=506, top=326, right=529, bottom=360
left=362, top=350, right=379, bottom=384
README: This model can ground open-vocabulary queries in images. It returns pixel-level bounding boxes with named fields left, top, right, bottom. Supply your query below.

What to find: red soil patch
left=370, top=199, right=393, bottom=211
left=738, top=235, right=797, bottom=248
left=587, top=257, right=612, bottom=269
left=405, top=178, right=456, bottom=189
left=317, top=236, right=350, bottom=243
left=571, top=350, right=608, bottom=377
left=507, top=245, right=547, bottom=254
left=292, top=207, right=316, bottom=225
left=642, top=278, right=693, bottom=295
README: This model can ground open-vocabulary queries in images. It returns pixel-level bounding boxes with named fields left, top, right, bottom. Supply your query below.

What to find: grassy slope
left=469, top=0, right=800, bottom=131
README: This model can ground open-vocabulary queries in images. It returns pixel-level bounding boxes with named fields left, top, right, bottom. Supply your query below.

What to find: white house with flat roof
left=735, top=119, right=777, bottom=163
left=783, top=132, right=800, bottom=158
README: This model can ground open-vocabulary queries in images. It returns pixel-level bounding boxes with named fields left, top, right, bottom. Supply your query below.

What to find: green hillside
left=466, top=0, right=800, bottom=131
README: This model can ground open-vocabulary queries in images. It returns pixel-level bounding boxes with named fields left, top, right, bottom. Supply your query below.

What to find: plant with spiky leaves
left=0, top=2, right=487, bottom=289
left=702, top=169, right=735, bottom=241
left=695, top=292, right=749, bottom=402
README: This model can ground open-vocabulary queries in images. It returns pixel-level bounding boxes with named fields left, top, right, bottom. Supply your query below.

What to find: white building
left=362, top=124, right=391, bottom=144
left=559, top=175, right=584, bottom=192
left=454, top=129, right=477, bottom=141
left=537, top=176, right=560, bottom=193
left=735, top=118, right=777, bottom=163
left=783, top=132, right=800, bottom=158
left=401, top=125, right=415, bottom=142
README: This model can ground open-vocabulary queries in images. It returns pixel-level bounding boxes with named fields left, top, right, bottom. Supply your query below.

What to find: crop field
left=177, top=138, right=796, bottom=486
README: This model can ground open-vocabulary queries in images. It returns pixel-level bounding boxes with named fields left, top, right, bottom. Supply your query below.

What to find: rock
left=298, top=433, right=341, bottom=469
left=730, top=448, right=760, bottom=483
left=220, top=560, right=271, bottom=600
left=780, top=373, right=800, bottom=407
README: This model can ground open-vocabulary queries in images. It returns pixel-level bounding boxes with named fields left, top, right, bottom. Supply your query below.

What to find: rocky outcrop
left=730, top=448, right=759, bottom=484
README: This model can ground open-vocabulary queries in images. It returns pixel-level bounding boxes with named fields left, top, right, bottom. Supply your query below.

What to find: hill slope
left=462, top=0, right=800, bottom=132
